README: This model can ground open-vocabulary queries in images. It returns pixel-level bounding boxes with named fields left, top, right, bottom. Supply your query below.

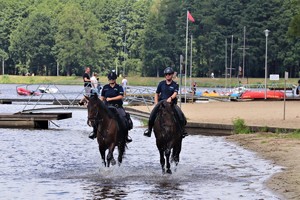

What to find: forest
left=0, top=0, right=300, bottom=78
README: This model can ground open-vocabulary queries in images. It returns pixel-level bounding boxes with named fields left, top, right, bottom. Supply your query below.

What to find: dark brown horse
left=85, top=94, right=126, bottom=167
left=153, top=100, right=183, bottom=174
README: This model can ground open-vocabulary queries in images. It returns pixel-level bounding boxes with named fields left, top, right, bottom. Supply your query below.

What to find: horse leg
left=172, top=142, right=182, bottom=172
left=159, top=149, right=165, bottom=174
left=118, top=141, right=125, bottom=166
left=99, top=146, right=106, bottom=167
left=107, top=144, right=116, bottom=167
left=165, top=148, right=172, bottom=174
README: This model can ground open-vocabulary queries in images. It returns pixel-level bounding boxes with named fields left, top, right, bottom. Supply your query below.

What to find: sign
left=285, top=71, right=289, bottom=80
left=269, top=74, right=279, bottom=81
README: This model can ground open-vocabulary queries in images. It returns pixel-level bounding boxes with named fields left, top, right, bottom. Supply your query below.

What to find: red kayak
left=17, top=87, right=40, bottom=96
left=241, top=90, right=285, bottom=99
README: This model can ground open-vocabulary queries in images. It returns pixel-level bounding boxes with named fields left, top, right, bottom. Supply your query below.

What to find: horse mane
left=157, top=100, right=176, bottom=125
left=89, top=95, right=115, bottom=119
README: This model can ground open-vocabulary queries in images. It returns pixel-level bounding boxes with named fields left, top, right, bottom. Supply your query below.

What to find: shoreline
left=130, top=101, right=300, bottom=199
left=226, top=134, right=300, bottom=200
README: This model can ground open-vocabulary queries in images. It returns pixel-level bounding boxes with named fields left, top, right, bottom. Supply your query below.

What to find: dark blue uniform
left=156, top=80, right=179, bottom=103
left=147, top=80, right=186, bottom=134
left=100, top=83, right=132, bottom=131
left=101, top=84, right=124, bottom=106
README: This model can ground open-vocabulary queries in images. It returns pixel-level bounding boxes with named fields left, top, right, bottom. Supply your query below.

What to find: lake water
left=0, top=84, right=282, bottom=199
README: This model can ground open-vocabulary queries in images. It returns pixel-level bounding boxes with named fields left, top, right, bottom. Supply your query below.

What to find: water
left=0, top=102, right=283, bottom=200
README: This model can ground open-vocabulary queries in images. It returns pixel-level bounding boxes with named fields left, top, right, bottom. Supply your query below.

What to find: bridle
left=87, top=103, right=103, bottom=127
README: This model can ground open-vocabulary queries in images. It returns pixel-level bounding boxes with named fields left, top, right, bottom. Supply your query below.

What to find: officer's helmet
left=164, top=67, right=174, bottom=75
left=107, top=72, right=117, bottom=80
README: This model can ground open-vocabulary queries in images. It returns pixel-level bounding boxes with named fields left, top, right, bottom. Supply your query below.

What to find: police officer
left=144, top=67, right=188, bottom=138
left=88, top=71, right=133, bottom=143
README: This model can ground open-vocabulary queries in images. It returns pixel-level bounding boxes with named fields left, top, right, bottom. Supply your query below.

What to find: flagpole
left=185, top=10, right=188, bottom=103
left=190, top=34, right=193, bottom=91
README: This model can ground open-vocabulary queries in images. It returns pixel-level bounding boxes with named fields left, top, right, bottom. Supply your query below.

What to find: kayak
left=38, top=87, right=58, bottom=93
left=17, top=87, right=40, bottom=96
left=241, top=90, right=285, bottom=99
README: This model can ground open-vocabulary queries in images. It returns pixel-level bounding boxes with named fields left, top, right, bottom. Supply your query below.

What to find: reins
left=87, top=98, right=117, bottom=137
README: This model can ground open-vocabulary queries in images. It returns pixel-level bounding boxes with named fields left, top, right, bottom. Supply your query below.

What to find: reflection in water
left=152, top=181, right=183, bottom=199
left=0, top=104, right=282, bottom=200
left=84, top=182, right=127, bottom=200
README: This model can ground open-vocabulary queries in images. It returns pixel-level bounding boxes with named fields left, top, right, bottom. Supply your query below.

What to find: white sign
left=269, top=74, right=279, bottom=81
left=285, top=71, right=289, bottom=80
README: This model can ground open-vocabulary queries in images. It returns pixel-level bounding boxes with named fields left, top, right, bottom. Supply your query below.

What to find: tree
left=9, top=12, right=55, bottom=75
left=54, top=3, right=109, bottom=76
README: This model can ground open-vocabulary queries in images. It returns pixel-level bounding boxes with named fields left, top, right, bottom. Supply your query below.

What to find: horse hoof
left=111, top=158, right=116, bottom=166
left=166, top=169, right=172, bottom=174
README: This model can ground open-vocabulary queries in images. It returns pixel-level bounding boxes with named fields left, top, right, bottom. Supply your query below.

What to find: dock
left=0, top=98, right=80, bottom=105
left=0, top=112, right=72, bottom=129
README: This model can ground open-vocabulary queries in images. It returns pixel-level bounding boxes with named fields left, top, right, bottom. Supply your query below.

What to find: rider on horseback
left=88, top=71, right=132, bottom=143
left=144, top=67, right=188, bottom=138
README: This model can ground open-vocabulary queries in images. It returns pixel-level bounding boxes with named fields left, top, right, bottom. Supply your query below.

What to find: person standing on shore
left=295, top=80, right=300, bottom=96
left=143, top=67, right=188, bottom=138
left=90, top=72, right=101, bottom=94
left=79, top=67, right=91, bottom=105
left=121, top=76, right=128, bottom=96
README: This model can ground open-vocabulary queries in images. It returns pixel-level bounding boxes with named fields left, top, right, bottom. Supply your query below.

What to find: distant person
left=191, top=81, right=197, bottom=95
left=211, top=72, right=214, bottom=79
left=90, top=72, right=101, bottom=94
left=79, top=67, right=91, bottom=105
left=121, top=76, right=128, bottom=95
left=295, top=80, right=300, bottom=96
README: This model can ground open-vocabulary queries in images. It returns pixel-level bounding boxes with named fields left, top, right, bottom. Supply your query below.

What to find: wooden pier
left=0, top=112, right=72, bottom=129
left=0, top=98, right=81, bottom=105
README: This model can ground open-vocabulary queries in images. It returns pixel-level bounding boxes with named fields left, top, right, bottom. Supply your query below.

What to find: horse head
left=159, top=100, right=175, bottom=121
left=85, top=93, right=103, bottom=127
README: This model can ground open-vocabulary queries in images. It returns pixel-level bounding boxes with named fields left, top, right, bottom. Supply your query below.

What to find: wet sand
left=131, top=101, right=300, bottom=199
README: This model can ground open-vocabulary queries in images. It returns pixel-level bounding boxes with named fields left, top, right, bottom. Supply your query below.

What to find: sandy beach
left=130, top=100, right=300, bottom=199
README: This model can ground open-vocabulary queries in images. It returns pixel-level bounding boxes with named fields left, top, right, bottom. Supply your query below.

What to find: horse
left=85, top=93, right=126, bottom=167
left=153, top=100, right=183, bottom=174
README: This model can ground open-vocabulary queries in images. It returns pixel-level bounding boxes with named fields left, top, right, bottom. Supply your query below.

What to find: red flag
left=187, top=11, right=195, bottom=22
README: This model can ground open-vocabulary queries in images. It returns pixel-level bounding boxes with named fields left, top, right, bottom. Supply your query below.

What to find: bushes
left=232, top=118, right=251, bottom=134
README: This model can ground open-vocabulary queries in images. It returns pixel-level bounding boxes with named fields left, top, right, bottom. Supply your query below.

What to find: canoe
left=17, top=87, right=40, bottom=96
left=202, top=92, right=220, bottom=97
left=38, top=87, right=58, bottom=94
left=241, top=90, right=285, bottom=99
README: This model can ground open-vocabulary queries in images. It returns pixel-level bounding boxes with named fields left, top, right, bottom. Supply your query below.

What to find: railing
left=16, top=83, right=85, bottom=112
left=124, top=86, right=155, bottom=112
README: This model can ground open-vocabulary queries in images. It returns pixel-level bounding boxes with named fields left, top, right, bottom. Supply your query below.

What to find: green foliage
left=140, top=118, right=148, bottom=127
left=232, top=118, right=251, bottom=134
left=0, top=75, right=10, bottom=83
left=1, top=0, right=300, bottom=78
left=260, top=126, right=269, bottom=132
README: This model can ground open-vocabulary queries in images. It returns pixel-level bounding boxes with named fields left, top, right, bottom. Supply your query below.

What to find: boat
left=17, top=87, right=40, bottom=96
left=241, top=90, right=285, bottom=99
left=201, top=90, right=220, bottom=97
left=38, top=87, right=58, bottom=94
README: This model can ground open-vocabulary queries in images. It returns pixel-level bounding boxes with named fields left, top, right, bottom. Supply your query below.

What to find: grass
left=232, top=118, right=251, bottom=134
left=0, top=75, right=299, bottom=87
left=254, top=130, right=300, bottom=140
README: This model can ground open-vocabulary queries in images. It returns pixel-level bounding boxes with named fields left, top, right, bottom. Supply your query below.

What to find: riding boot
left=144, top=126, right=152, bottom=137
left=88, top=127, right=97, bottom=140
